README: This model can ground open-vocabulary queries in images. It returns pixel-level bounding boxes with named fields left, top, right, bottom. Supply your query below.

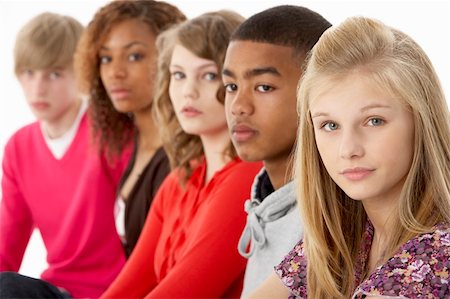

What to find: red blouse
left=102, top=158, right=262, bottom=298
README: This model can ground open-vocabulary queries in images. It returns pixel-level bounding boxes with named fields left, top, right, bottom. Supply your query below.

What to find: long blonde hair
left=153, top=11, right=244, bottom=181
left=295, top=16, right=450, bottom=297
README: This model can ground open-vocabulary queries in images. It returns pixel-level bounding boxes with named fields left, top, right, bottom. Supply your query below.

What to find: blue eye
left=256, top=85, right=274, bottom=92
left=368, top=118, right=384, bottom=126
left=323, top=122, right=339, bottom=132
left=224, top=83, right=237, bottom=93
left=204, top=72, right=218, bottom=81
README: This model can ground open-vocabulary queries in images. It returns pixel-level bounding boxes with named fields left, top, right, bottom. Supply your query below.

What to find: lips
left=340, top=167, right=375, bottom=181
left=109, top=88, right=131, bottom=101
left=181, top=106, right=202, bottom=117
left=231, top=123, right=257, bottom=143
left=31, top=102, right=50, bottom=110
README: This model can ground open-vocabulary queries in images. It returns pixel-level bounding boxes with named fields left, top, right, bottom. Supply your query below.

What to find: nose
left=182, top=77, right=199, bottom=100
left=30, top=75, right=47, bottom=98
left=107, top=60, right=127, bottom=79
left=228, top=87, right=254, bottom=116
left=339, top=128, right=365, bottom=159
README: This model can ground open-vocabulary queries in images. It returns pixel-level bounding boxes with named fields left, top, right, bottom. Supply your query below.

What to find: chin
left=115, top=106, right=135, bottom=115
left=235, top=151, right=261, bottom=162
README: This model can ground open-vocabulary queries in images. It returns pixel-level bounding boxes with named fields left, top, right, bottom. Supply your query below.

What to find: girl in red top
left=101, top=10, right=262, bottom=299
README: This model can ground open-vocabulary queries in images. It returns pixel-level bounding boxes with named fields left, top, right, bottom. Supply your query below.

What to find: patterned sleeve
left=353, top=224, right=450, bottom=298
left=274, top=239, right=308, bottom=298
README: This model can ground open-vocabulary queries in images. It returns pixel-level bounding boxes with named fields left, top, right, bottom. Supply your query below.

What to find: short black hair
left=232, top=5, right=331, bottom=57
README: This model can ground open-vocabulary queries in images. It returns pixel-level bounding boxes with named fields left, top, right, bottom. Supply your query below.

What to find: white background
left=0, top=0, right=448, bottom=278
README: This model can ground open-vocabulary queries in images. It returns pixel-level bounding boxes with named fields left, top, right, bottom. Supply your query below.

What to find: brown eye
left=99, top=56, right=111, bottom=64
left=224, top=83, right=237, bottom=93
left=256, top=85, right=273, bottom=92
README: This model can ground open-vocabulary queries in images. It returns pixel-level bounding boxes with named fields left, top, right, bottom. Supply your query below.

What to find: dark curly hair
left=74, top=0, right=186, bottom=158
left=153, top=10, right=244, bottom=180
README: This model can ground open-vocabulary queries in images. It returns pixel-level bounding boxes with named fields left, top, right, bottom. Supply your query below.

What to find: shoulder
left=355, top=223, right=450, bottom=298
left=7, top=122, right=40, bottom=141
left=274, top=239, right=307, bottom=297
left=147, top=147, right=171, bottom=178
left=159, top=168, right=183, bottom=187
left=4, top=122, right=40, bottom=153
left=215, top=159, right=262, bottom=183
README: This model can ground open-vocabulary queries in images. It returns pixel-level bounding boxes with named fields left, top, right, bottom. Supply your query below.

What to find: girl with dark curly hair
left=74, top=0, right=186, bottom=257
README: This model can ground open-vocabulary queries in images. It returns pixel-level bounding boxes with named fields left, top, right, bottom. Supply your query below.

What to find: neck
left=264, top=156, right=291, bottom=190
left=133, top=107, right=162, bottom=152
left=363, top=195, right=397, bottom=272
left=362, top=181, right=403, bottom=238
left=200, top=129, right=231, bottom=183
left=42, top=99, right=82, bottom=139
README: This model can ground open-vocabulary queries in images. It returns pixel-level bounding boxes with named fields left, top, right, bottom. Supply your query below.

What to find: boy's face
left=223, top=41, right=301, bottom=165
left=18, top=68, right=78, bottom=123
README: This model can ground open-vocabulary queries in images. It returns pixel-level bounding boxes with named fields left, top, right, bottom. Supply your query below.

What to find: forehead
left=309, top=73, right=400, bottom=113
left=223, top=40, right=299, bottom=76
left=170, top=44, right=217, bottom=69
left=102, top=19, right=156, bottom=46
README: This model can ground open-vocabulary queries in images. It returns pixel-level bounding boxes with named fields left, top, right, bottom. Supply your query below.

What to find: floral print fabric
left=275, top=222, right=450, bottom=298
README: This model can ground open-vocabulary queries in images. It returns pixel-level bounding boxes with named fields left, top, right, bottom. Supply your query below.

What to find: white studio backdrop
left=0, top=0, right=448, bottom=278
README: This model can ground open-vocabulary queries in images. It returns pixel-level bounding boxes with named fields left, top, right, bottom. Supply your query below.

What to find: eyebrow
left=170, top=62, right=217, bottom=70
left=100, top=41, right=147, bottom=51
left=222, top=66, right=281, bottom=79
left=311, top=103, right=393, bottom=118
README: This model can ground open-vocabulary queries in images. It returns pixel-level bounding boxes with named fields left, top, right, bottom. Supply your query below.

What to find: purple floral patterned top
left=275, top=222, right=450, bottom=298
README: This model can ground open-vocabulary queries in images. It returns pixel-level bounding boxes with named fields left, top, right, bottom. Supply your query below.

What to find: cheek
left=19, top=82, right=31, bottom=97
left=315, top=133, right=337, bottom=172
left=169, top=81, right=177, bottom=103
left=383, top=131, right=414, bottom=176
left=168, top=82, right=179, bottom=107
left=224, top=99, right=232, bottom=122
left=99, top=65, right=107, bottom=82
left=56, top=80, right=73, bottom=95
left=211, top=102, right=226, bottom=120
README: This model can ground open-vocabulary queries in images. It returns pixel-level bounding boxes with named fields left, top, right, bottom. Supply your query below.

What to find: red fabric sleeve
left=0, top=136, right=34, bottom=271
left=145, top=162, right=260, bottom=298
left=101, top=173, right=173, bottom=298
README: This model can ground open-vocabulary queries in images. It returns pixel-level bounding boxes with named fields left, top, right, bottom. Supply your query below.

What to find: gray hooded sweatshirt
left=238, top=168, right=303, bottom=297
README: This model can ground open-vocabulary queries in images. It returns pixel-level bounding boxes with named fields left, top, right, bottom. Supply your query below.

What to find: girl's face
left=169, top=44, right=228, bottom=137
left=310, top=73, right=414, bottom=206
left=99, top=19, right=157, bottom=114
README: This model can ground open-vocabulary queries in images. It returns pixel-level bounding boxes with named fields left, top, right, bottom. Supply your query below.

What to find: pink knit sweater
left=0, top=114, right=130, bottom=298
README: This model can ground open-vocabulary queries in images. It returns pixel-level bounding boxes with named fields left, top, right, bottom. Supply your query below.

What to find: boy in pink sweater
left=0, top=12, right=129, bottom=298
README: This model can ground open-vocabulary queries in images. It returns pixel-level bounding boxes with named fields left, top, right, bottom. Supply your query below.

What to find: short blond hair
left=14, top=12, right=83, bottom=75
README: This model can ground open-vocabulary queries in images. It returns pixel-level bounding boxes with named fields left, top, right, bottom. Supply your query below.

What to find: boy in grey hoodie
left=222, top=5, right=331, bottom=297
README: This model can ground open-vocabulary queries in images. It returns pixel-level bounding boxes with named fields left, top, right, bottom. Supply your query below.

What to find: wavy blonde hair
left=295, top=16, right=450, bottom=297
left=153, top=10, right=244, bottom=180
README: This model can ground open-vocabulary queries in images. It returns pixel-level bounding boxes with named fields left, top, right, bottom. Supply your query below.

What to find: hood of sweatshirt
left=238, top=168, right=297, bottom=258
